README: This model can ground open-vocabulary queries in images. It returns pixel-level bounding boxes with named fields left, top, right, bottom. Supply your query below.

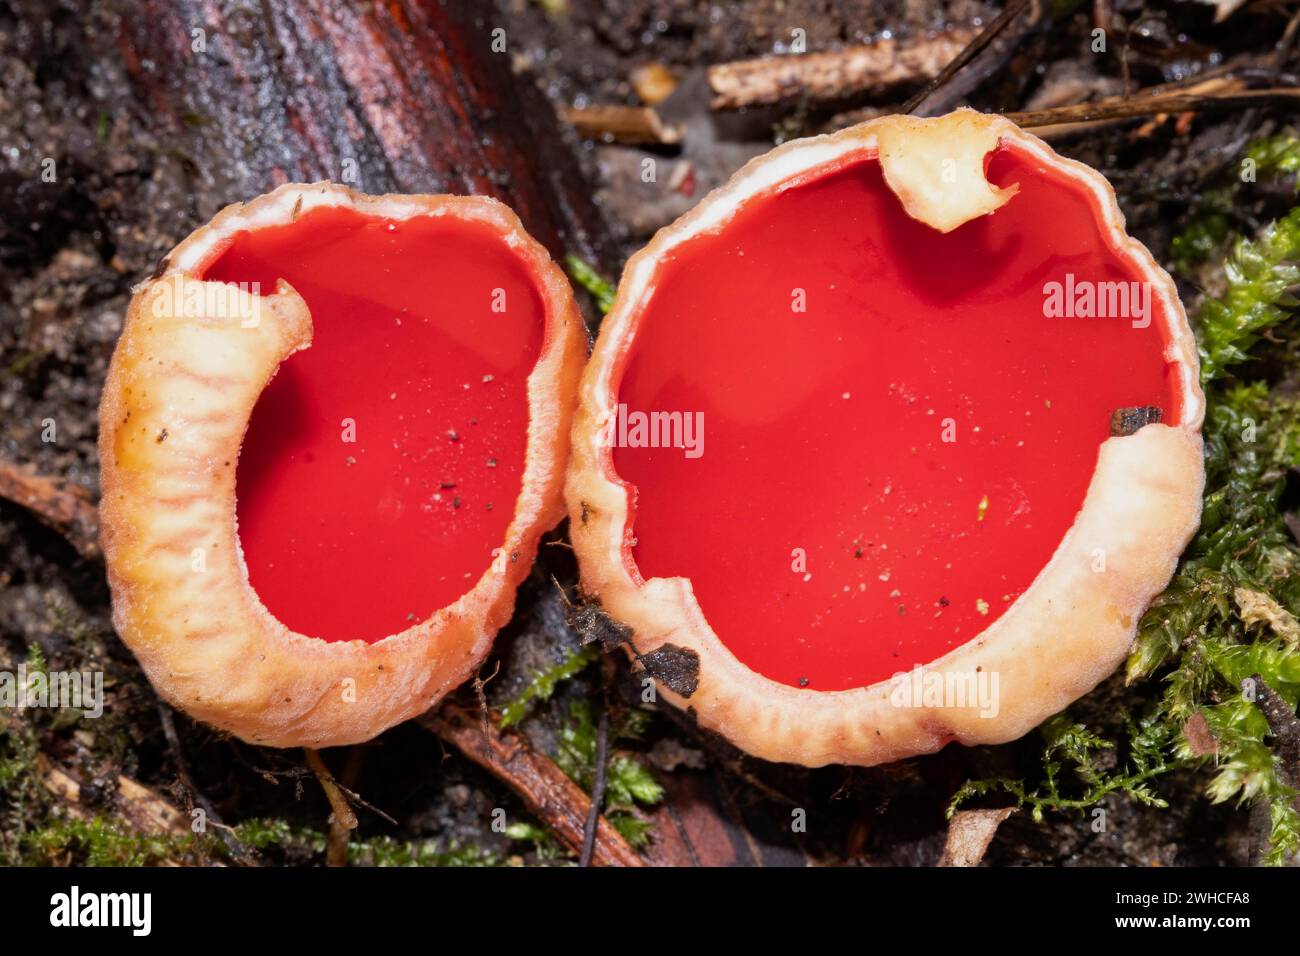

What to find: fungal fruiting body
left=567, top=109, right=1205, bottom=767
left=99, top=184, right=585, bottom=747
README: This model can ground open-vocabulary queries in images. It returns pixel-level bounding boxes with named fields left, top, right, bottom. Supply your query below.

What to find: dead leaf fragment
left=1234, top=587, right=1300, bottom=644
left=938, top=807, right=1016, bottom=867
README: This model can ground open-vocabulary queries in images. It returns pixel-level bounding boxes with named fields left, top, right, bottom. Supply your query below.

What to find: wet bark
left=115, top=0, right=619, bottom=271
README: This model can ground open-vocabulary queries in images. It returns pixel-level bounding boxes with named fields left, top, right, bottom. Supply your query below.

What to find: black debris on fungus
left=639, top=644, right=700, bottom=698
left=1110, top=405, right=1162, bottom=436
left=149, top=256, right=169, bottom=281
left=570, top=601, right=633, bottom=652
left=567, top=600, right=700, bottom=697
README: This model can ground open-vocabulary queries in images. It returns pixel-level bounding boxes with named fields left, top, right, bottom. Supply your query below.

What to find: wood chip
left=560, top=104, right=683, bottom=145
left=707, top=29, right=977, bottom=110
left=631, top=62, right=678, bottom=105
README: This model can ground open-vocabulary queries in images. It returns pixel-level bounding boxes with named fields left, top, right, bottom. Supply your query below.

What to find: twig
left=707, top=28, right=977, bottom=109
left=578, top=686, right=610, bottom=867
left=1005, top=87, right=1300, bottom=130
left=1023, top=74, right=1245, bottom=140
left=1273, top=6, right=1300, bottom=68
left=304, top=748, right=358, bottom=867
left=418, top=704, right=644, bottom=867
left=158, top=702, right=255, bottom=863
left=1247, top=674, right=1300, bottom=792
left=560, top=105, right=683, bottom=144
left=903, top=0, right=1032, bottom=114
left=330, top=749, right=397, bottom=828
left=473, top=660, right=499, bottom=744
left=0, top=457, right=99, bottom=559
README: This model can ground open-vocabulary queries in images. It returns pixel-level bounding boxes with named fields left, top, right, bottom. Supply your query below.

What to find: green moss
left=230, top=818, right=507, bottom=866
left=1170, top=133, right=1300, bottom=281
left=564, top=254, right=616, bottom=314
left=1247, top=134, right=1300, bottom=183
left=1195, top=209, right=1300, bottom=383
left=25, top=816, right=206, bottom=867
left=499, top=644, right=599, bottom=729
left=950, top=715, right=1174, bottom=823
left=0, top=720, right=48, bottom=865
left=347, top=835, right=503, bottom=867
left=554, top=700, right=662, bottom=850
left=1170, top=201, right=1231, bottom=274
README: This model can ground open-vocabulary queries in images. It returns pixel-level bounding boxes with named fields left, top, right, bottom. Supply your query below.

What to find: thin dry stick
left=419, top=704, right=644, bottom=867
left=1247, top=674, right=1300, bottom=792
left=903, top=0, right=1032, bottom=114
left=1005, top=87, right=1300, bottom=129
left=578, top=688, right=610, bottom=867
left=0, top=457, right=99, bottom=559
left=1273, top=7, right=1300, bottom=68
left=304, top=748, right=358, bottom=867
left=158, top=702, right=254, bottom=862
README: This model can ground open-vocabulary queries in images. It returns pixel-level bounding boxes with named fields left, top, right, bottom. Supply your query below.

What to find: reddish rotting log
left=116, top=0, right=618, bottom=273
left=419, top=705, right=644, bottom=867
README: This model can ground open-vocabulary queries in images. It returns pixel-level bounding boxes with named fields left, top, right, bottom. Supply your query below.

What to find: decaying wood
left=938, top=807, right=1016, bottom=867
left=39, top=758, right=189, bottom=838
left=117, top=0, right=618, bottom=274
left=419, top=705, right=644, bottom=867
left=561, top=105, right=684, bottom=145
left=707, top=28, right=977, bottom=109
left=0, top=457, right=99, bottom=560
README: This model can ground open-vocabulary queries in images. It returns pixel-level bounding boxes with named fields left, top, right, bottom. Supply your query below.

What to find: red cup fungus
left=566, top=109, right=1206, bottom=767
left=99, top=183, right=585, bottom=747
